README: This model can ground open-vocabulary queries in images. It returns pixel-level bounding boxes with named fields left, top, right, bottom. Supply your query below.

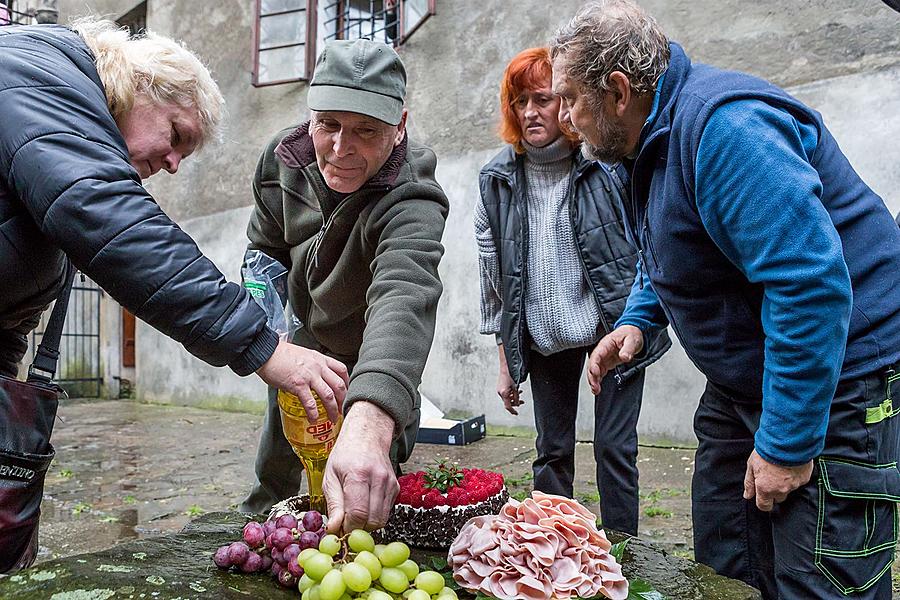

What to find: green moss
left=484, top=424, right=536, bottom=438
left=576, top=491, right=601, bottom=504
left=71, top=502, right=92, bottom=515
left=505, top=471, right=534, bottom=487
left=641, top=488, right=687, bottom=503
left=644, top=506, right=674, bottom=518
left=131, top=395, right=267, bottom=415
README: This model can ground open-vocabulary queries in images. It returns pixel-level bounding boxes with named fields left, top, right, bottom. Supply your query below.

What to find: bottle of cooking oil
left=277, top=389, right=342, bottom=514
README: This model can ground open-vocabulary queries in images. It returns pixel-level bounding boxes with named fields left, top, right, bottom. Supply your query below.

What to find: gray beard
left=579, top=108, right=630, bottom=164
left=580, top=134, right=628, bottom=164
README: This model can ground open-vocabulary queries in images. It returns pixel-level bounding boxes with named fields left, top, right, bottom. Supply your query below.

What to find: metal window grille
left=251, top=0, right=435, bottom=87
left=31, top=273, right=103, bottom=399
left=322, top=0, right=434, bottom=47
left=0, top=1, right=33, bottom=25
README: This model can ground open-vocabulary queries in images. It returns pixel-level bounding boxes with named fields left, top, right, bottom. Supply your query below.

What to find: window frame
left=251, top=0, right=435, bottom=87
left=251, top=0, right=317, bottom=87
left=394, top=0, right=436, bottom=45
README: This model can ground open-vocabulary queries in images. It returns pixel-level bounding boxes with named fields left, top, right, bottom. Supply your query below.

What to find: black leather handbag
left=0, top=267, right=74, bottom=572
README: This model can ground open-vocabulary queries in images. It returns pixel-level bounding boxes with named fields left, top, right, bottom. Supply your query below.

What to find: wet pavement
left=33, top=399, right=899, bottom=595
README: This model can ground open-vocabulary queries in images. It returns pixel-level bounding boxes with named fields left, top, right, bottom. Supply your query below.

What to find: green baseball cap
left=307, top=39, right=407, bottom=126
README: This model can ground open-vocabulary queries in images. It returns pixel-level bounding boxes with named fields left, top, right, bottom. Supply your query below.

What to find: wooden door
left=122, top=309, right=136, bottom=368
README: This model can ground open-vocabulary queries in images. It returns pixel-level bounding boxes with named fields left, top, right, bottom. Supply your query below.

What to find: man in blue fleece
left=550, top=2, right=900, bottom=598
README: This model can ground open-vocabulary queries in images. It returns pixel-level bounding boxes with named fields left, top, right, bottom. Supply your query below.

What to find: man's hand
left=586, top=325, right=643, bottom=394
left=256, top=341, right=349, bottom=423
left=743, top=449, right=813, bottom=511
left=323, top=401, right=398, bottom=534
left=496, top=344, right=522, bottom=415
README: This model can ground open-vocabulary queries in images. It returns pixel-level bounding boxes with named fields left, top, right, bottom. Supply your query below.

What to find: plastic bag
left=242, top=250, right=300, bottom=341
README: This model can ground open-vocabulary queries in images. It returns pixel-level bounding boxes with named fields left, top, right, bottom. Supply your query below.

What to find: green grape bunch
left=296, top=529, right=459, bottom=600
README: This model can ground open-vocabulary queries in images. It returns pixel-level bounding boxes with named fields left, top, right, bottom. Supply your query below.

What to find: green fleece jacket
left=247, top=122, right=449, bottom=462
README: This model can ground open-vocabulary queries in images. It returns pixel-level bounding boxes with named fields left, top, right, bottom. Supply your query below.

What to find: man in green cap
left=240, top=39, right=450, bottom=533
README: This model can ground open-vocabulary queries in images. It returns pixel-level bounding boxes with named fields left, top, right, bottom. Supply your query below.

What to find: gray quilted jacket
left=478, top=146, right=671, bottom=384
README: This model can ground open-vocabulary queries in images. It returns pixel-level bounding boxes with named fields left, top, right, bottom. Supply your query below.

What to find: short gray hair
left=550, top=0, right=670, bottom=97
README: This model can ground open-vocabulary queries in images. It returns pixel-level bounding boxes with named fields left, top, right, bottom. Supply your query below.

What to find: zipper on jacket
left=638, top=249, right=645, bottom=290
left=567, top=167, right=623, bottom=387
left=516, top=167, right=529, bottom=386
left=313, top=224, right=325, bottom=269
left=307, top=183, right=386, bottom=273
left=642, top=217, right=662, bottom=275
left=308, top=191, right=357, bottom=277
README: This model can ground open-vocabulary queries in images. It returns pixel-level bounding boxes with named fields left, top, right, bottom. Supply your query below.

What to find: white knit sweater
left=475, top=138, right=601, bottom=355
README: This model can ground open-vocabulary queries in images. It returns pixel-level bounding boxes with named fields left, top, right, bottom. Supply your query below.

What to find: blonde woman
left=0, top=21, right=347, bottom=570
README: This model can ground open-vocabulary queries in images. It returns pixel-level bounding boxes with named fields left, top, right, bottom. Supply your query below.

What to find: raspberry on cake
left=381, top=463, right=509, bottom=549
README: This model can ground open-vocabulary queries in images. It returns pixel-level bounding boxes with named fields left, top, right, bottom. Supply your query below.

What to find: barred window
left=321, top=0, right=433, bottom=45
left=0, top=1, right=33, bottom=26
left=252, top=0, right=313, bottom=86
left=253, top=0, right=434, bottom=87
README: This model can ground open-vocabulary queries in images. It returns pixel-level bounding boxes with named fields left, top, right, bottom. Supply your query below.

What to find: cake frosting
left=381, top=466, right=509, bottom=549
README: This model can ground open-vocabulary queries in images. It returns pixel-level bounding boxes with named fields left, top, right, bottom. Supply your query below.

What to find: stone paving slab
left=0, top=512, right=760, bottom=600
left=23, top=399, right=900, bottom=596
left=35, top=400, right=696, bottom=562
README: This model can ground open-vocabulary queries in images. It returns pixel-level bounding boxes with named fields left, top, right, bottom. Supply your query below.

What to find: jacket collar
left=483, top=141, right=586, bottom=181
left=624, top=42, right=692, bottom=218
left=274, top=121, right=409, bottom=189
left=636, top=41, right=692, bottom=160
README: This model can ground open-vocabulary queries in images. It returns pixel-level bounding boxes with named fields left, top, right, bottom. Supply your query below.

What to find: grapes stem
left=339, top=534, right=351, bottom=564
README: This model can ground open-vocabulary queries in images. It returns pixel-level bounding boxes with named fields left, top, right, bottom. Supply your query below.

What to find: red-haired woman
left=474, top=47, right=670, bottom=535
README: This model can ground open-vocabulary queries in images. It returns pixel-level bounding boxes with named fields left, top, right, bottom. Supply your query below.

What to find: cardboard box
left=417, top=415, right=486, bottom=446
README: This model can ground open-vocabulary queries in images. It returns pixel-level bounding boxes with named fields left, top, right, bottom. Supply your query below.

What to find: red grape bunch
left=213, top=509, right=326, bottom=588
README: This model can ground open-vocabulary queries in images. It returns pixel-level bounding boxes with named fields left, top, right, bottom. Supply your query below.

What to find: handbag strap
left=27, top=265, right=76, bottom=385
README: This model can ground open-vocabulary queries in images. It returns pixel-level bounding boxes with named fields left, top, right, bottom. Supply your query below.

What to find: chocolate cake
left=266, top=466, right=509, bottom=549
left=381, top=465, right=509, bottom=549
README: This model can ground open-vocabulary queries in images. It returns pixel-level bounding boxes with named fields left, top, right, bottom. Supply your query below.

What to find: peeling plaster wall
left=56, top=0, right=900, bottom=441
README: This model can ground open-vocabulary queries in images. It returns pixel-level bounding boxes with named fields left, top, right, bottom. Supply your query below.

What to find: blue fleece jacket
left=616, top=43, right=900, bottom=466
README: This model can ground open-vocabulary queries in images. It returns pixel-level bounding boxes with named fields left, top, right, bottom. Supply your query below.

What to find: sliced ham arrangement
left=448, top=491, right=628, bottom=600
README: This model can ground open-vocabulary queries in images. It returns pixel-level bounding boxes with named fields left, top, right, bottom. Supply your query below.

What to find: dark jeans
left=692, top=367, right=900, bottom=599
left=529, top=345, right=644, bottom=535
left=0, top=313, right=42, bottom=378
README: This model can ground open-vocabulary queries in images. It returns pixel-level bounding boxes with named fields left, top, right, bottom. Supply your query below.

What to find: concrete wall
left=57, top=0, right=900, bottom=442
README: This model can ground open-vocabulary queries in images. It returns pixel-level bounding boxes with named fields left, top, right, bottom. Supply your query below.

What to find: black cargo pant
left=529, top=345, right=644, bottom=535
left=692, top=367, right=900, bottom=599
